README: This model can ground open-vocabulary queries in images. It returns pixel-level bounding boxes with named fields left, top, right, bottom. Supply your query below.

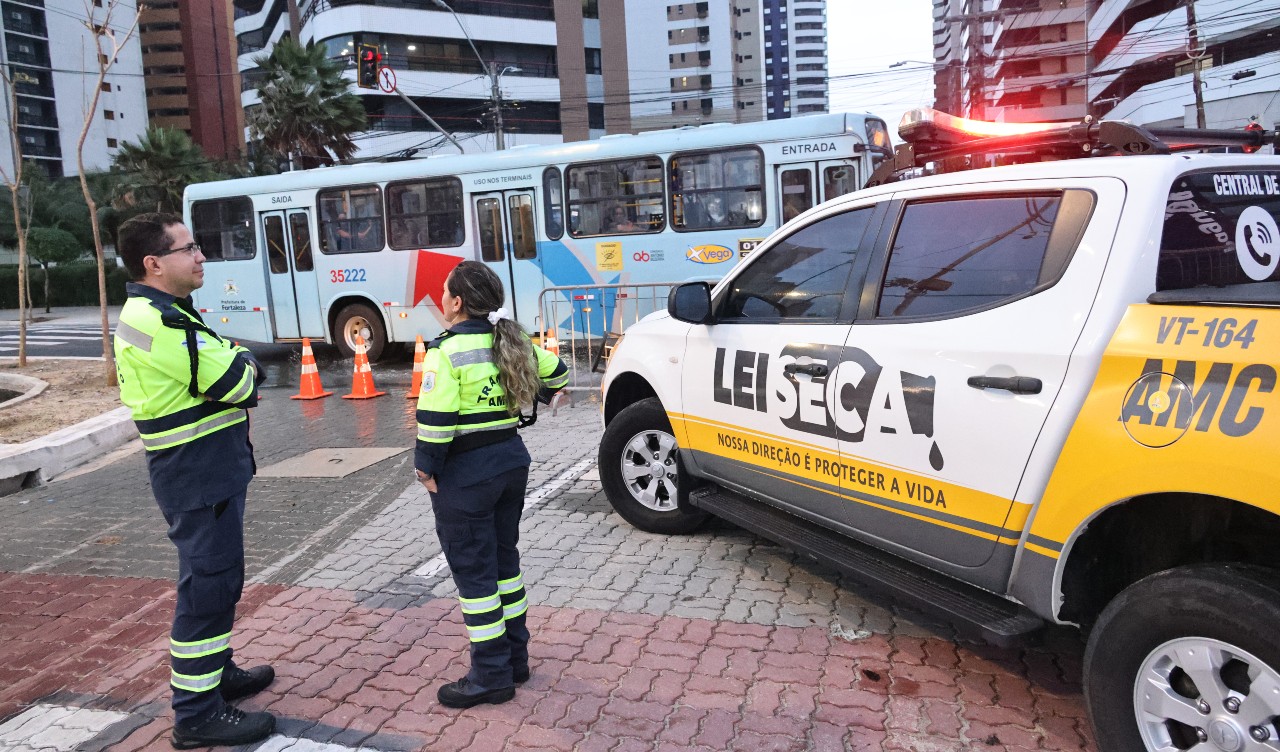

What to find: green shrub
left=0, top=263, right=130, bottom=309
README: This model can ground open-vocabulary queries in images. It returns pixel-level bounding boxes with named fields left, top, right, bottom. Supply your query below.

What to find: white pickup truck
left=598, top=114, right=1280, bottom=751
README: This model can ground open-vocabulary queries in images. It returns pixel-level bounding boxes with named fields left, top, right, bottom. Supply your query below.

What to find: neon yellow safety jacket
left=415, top=319, right=568, bottom=480
left=114, top=282, right=263, bottom=511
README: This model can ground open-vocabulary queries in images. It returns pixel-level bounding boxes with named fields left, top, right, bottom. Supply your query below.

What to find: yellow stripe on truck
left=670, top=412, right=1029, bottom=543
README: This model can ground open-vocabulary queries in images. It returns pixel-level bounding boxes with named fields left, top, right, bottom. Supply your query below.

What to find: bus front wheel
left=334, top=303, right=389, bottom=362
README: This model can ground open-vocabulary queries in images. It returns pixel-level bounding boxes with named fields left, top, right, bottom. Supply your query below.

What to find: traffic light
left=357, top=44, right=381, bottom=89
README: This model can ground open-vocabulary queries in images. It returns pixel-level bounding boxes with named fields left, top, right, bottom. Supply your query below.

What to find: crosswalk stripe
left=0, top=704, right=130, bottom=751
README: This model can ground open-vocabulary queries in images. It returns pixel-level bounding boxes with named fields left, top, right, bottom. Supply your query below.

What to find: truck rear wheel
left=334, top=303, right=389, bottom=362
left=599, top=397, right=708, bottom=534
left=1085, top=564, right=1280, bottom=751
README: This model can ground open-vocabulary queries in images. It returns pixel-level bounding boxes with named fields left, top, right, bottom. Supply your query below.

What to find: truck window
left=1158, top=170, right=1280, bottom=290
left=876, top=192, right=1092, bottom=319
left=721, top=206, right=873, bottom=321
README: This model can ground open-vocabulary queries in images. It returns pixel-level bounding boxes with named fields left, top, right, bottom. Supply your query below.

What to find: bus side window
left=823, top=165, right=858, bottom=202
left=566, top=157, right=664, bottom=237
left=543, top=167, right=563, bottom=240
left=781, top=168, right=814, bottom=223
left=192, top=197, right=254, bottom=261
left=477, top=198, right=504, bottom=261
left=510, top=195, right=536, bottom=260
left=671, top=147, right=764, bottom=231
left=387, top=177, right=464, bottom=250
left=318, top=185, right=383, bottom=253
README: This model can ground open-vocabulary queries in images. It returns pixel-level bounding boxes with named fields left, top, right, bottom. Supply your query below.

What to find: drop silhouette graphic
left=929, top=441, right=944, bottom=471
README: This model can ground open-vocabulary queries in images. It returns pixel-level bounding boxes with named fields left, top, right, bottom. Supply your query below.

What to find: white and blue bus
left=185, top=112, right=891, bottom=360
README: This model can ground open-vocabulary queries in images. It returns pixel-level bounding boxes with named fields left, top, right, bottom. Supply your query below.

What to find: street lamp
left=430, top=0, right=514, bottom=150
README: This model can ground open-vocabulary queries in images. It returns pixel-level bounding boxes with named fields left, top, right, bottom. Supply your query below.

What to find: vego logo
left=686, top=244, right=734, bottom=264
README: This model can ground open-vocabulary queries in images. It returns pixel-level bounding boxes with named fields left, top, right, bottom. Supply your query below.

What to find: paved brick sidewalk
left=0, top=380, right=1097, bottom=751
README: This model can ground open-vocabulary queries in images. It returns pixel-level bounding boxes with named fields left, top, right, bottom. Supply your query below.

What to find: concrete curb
left=0, top=373, right=48, bottom=408
left=0, top=406, right=137, bottom=496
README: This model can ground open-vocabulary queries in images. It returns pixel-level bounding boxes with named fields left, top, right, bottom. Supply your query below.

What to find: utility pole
left=1185, top=0, right=1207, bottom=128
left=490, top=62, right=505, bottom=151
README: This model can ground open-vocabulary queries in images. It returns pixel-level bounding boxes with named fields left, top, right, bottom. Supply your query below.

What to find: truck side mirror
left=668, top=282, right=714, bottom=325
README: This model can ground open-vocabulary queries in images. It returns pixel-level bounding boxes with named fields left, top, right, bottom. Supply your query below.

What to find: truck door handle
left=784, top=362, right=828, bottom=378
left=967, top=375, right=1043, bottom=395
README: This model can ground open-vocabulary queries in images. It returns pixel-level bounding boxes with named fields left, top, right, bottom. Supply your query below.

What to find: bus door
left=777, top=165, right=816, bottom=225
left=471, top=190, right=543, bottom=326
left=261, top=209, right=323, bottom=340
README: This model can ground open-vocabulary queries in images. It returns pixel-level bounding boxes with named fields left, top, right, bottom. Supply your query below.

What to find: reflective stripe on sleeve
left=139, top=408, right=247, bottom=450
left=221, top=369, right=255, bottom=404
left=170, top=631, right=231, bottom=659
left=171, top=667, right=223, bottom=692
left=114, top=321, right=154, bottom=352
left=465, top=619, right=507, bottom=642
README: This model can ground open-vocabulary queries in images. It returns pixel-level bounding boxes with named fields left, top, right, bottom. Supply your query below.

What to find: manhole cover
left=257, top=447, right=407, bottom=478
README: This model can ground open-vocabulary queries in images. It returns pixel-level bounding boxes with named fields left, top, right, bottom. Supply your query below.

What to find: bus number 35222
left=331, top=268, right=367, bottom=283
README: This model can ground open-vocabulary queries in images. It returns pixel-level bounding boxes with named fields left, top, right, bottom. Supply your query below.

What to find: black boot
left=437, top=677, right=515, bottom=709
left=512, top=666, right=530, bottom=684
left=220, top=665, right=274, bottom=701
left=171, top=705, right=275, bottom=749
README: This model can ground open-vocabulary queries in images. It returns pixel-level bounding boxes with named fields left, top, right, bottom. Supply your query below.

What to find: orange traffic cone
left=542, top=329, right=559, bottom=356
left=342, top=335, right=386, bottom=399
left=290, top=338, right=333, bottom=400
left=407, top=335, right=426, bottom=399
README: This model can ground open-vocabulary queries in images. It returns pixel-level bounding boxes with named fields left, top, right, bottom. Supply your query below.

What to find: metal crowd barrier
left=535, top=282, right=680, bottom=393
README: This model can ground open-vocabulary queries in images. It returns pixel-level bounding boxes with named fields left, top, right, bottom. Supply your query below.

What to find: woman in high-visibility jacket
left=415, top=261, right=568, bottom=708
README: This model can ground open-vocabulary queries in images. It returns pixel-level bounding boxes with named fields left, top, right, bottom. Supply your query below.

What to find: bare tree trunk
left=42, top=262, right=51, bottom=314
left=1, top=69, right=28, bottom=366
left=77, top=0, right=141, bottom=387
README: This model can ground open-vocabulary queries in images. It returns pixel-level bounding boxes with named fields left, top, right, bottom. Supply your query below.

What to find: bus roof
left=186, top=112, right=882, bottom=202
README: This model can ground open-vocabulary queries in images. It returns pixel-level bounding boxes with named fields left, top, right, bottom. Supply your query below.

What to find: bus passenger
left=414, top=261, right=569, bottom=708
left=607, top=203, right=637, bottom=233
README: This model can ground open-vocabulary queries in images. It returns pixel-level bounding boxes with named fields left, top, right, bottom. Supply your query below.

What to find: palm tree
left=247, top=39, right=366, bottom=170
left=112, top=127, right=222, bottom=214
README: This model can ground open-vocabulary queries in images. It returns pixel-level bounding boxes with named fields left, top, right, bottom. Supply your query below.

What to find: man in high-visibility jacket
left=113, top=213, right=275, bottom=749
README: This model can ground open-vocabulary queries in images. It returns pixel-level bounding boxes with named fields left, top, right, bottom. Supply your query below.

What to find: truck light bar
left=867, top=108, right=1280, bottom=187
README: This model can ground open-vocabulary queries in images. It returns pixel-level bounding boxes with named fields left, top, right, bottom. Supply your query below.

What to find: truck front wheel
left=1085, top=564, right=1280, bottom=751
left=599, top=397, right=708, bottom=535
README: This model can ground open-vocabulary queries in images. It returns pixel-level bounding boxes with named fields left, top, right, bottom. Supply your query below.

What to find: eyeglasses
left=154, top=242, right=202, bottom=258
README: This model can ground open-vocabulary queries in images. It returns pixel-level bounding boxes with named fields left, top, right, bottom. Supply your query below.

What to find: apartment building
left=234, top=0, right=624, bottom=158
left=931, top=0, right=1088, bottom=123
left=0, top=0, right=146, bottom=178
left=140, top=0, right=244, bottom=160
left=626, top=0, right=830, bottom=132
left=1090, top=0, right=1280, bottom=131
left=933, top=0, right=1280, bottom=131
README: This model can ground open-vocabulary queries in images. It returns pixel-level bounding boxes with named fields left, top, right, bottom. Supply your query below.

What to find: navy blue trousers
left=430, top=465, right=530, bottom=690
left=161, top=490, right=246, bottom=724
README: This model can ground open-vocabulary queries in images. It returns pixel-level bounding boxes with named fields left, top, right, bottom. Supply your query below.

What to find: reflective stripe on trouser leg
left=459, top=593, right=507, bottom=642
left=498, top=572, right=529, bottom=672
left=432, top=471, right=519, bottom=689
left=165, top=492, right=245, bottom=724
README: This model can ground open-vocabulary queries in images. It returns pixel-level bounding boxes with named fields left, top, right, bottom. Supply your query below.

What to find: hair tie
left=487, top=307, right=511, bottom=325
